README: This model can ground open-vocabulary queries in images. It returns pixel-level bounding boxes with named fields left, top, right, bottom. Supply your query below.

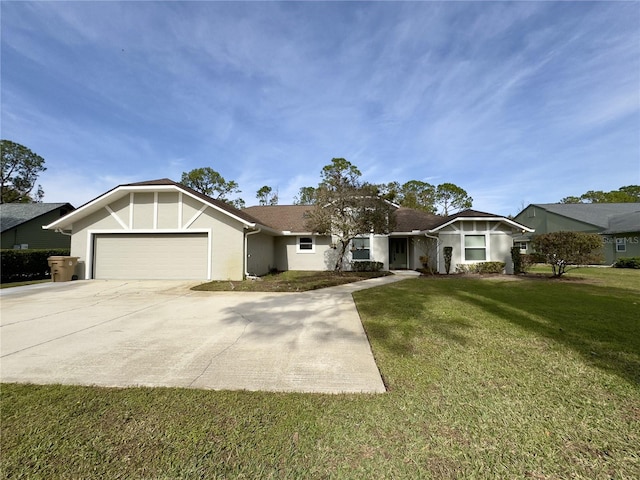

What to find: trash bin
left=47, top=256, right=79, bottom=282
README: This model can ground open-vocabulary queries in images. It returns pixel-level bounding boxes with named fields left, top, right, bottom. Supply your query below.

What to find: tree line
left=180, top=163, right=473, bottom=216
left=6, top=138, right=635, bottom=210
left=560, top=186, right=640, bottom=204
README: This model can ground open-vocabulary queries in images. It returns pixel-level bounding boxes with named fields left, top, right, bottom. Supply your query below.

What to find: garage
left=93, top=233, right=209, bottom=280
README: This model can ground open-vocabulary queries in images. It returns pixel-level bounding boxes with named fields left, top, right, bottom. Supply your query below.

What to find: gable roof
left=392, top=207, right=442, bottom=232
left=44, top=179, right=261, bottom=231
left=243, top=205, right=312, bottom=232
left=243, top=205, right=531, bottom=235
left=526, top=203, right=640, bottom=229
left=429, top=209, right=534, bottom=233
left=1, top=203, right=74, bottom=232
left=601, top=210, right=640, bottom=234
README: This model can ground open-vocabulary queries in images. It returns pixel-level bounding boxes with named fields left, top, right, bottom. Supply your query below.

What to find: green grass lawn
left=2, top=268, right=638, bottom=478
left=0, top=279, right=50, bottom=289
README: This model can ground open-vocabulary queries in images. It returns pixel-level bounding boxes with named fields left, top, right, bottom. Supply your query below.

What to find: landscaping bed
left=191, top=270, right=391, bottom=292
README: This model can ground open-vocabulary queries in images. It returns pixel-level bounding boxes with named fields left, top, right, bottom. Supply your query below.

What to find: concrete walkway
left=0, top=272, right=418, bottom=394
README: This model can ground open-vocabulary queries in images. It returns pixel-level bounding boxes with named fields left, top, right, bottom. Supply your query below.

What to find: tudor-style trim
left=153, top=192, right=159, bottom=230
left=44, top=183, right=258, bottom=231
left=105, top=205, right=129, bottom=230
left=428, top=216, right=534, bottom=233
left=184, top=204, right=208, bottom=229
left=129, top=192, right=134, bottom=229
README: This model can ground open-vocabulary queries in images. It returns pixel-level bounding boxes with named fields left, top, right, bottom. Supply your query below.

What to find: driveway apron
left=0, top=275, right=414, bottom=393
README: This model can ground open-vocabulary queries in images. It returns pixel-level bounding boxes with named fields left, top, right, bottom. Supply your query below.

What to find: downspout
left=54, top=228, right=72, bottom=236
left=244, top=228, right=262, bottom=278
left=424, top=232, right=440, bottom=273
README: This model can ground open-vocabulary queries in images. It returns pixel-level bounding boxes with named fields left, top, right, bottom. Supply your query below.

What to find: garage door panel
left=94, top=234, right=208, bottom=280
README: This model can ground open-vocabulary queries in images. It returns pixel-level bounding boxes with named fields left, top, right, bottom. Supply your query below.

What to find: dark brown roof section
left=245, top=205, right=451, bottom=233
left=430, top=208, right=502, bottom=229
left=392, top=207, right=442, bottom=232
left=243, top=205, right=313, bottom=232
left=124, top=178, right=262, bottom=225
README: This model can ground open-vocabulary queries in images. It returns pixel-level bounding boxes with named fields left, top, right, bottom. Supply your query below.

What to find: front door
left=389, top=238, right=408, bottom=269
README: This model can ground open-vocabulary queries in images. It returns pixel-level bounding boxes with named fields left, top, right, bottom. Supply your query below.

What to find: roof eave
left=428, top=216, right=535, bottom=233
left=44, top=184, right=256, bottom=230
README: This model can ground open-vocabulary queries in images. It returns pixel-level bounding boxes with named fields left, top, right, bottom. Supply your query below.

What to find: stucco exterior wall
left=436, top=221, right=516, bottom=274
left=247, top=233, right=275, bottom=276
left=410, top=236, right=438, bottom=271
left=274, top=235, right=333, bottom=271
left=370, top=235, right=389, bottom=270
left=68, top=191, right=247, bottom=280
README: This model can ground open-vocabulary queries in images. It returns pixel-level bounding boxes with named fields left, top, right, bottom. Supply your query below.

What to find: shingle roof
left=243, top=205, right=312, bottom=232
left=392, top=207, right=442, bottom=232
left=0, top=203, right=74, bottom=232
left=244, top=205, right=451, bottom=233
left=601, top=211, right=640, bottom=234
left=242, top=206, right=527, bottom=234
left=430, top=209, right=503, bottom=229
left=531, top=203, right=640, bottom=229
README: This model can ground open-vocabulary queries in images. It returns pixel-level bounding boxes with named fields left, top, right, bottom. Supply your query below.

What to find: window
left=297, top=236, right=315, bottom=253
left=616, top=238, right=626, bottom=252
left=514, top=241, right=527, bottom=253
left=465, top=235, right=486, bottom=261
left=351, top=237, right=370, bottom=260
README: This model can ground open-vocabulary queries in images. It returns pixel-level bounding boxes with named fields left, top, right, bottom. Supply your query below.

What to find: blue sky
left=2, top=1, right=639, bottom=215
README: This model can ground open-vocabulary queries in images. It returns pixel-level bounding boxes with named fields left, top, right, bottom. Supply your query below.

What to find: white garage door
left=94, top=233, right=208, bottom=280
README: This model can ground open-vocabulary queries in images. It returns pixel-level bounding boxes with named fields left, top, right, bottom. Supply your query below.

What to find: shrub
left=512, top=247, right=535, bottom=274
left=455, top=262, right=505, bottom=274
left=443, top=246, right=453, bottom=274
left=0, top=249, right=70, bottom=283
left=455, top=264, right=473, bottom=274
left=350, top=261, right=384, bottom=272
left=475, top=261, right=505, bottom=274
left=614, top=257, right=640, bottom=269
left=511, top=246, right=522, bottom=274
left=532, top=231, right=603, bottom=277
left=521, top=254, right=535, bottom=273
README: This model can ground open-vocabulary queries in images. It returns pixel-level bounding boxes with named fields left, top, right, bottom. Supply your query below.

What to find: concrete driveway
left=1, top=275, right=413, bottom=393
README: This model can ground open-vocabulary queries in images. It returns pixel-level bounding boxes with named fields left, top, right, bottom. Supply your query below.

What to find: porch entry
left=389, top=237, right=408, bottom=269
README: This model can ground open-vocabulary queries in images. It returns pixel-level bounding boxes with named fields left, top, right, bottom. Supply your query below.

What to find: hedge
left=613, top=257, right=640, bottom=269
left=456, top=262, right=505, bottom=274
left=0, top=249, right=70, bottom=283
left=350, top=261, right=384, bottom=272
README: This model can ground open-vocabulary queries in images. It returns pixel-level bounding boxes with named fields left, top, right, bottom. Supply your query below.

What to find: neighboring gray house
left=44, top=179, right=532, bottom=280
left=1, top=203, right=74, bottom=250
left=514, top=203, right=640, bottom=264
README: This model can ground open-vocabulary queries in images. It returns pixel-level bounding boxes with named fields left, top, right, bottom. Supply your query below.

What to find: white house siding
left=435, top=221, right=516, bottom=274
left=370, top=235, right=390, bottom=270
left=68, top=191, right=247, bottom=281
left=190, top=207, right=245, bottom=280
left=70, top=207, right=123, bottom=279
left=274, top=236, right=333, bottom=271
left=247, top=233, right=275, bottom=276
left=490, top=231, right=515, bottom=274
left=158, top=192, right=180, bottom=229
left=437, top=230, right=462, bottom=274
left=410, top=236, right=438, bottom=271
